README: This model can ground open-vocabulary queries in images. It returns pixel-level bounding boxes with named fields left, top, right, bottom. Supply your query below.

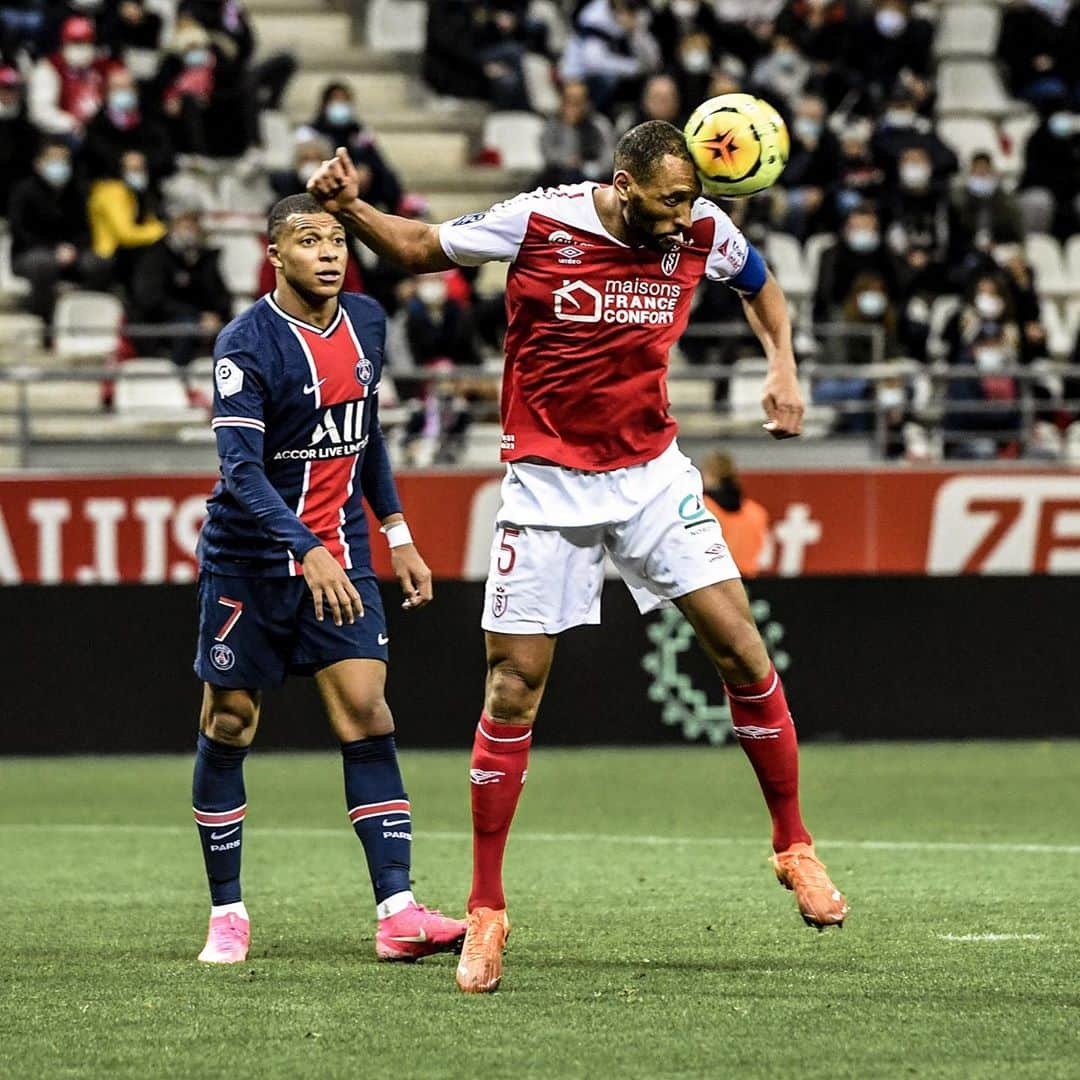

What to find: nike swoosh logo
left=377, top=633, right=389, bottom=645
left=209, top=827, right=240, bottom=840
left=382, top=818, right=410, bottom=827
left=388, top=930, right=427, bottom=943
left=302, top=378, right=327, bottom=395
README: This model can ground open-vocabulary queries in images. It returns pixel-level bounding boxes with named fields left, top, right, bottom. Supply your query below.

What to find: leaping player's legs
left=676, top=580, right=848, bottom=929
left=193, top=684, right=260, bottom=962
left=316, top=658, right=467, bottom=961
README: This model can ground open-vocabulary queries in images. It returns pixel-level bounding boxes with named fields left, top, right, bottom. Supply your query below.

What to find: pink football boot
left=197, top=911, right=250, bottom=964
left=375, top=902, right=467, bottom=961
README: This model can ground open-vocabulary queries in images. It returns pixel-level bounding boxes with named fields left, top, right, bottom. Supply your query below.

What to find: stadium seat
left=219, top=231, right=266, bottom=300
left=937, top=116, right=1005, bottom=172
left=523, top=52, right=560, bottom=116
left=367, top=0, right=426, bottom=53
left=218, top=170, right=276, bottom=215
left=1040, top=300, right=1077, bottom=359
left=936, top=60, right=1016, bottom=117
left=1001, top=113, right=1039, bottom=174
left=0, top=224, right=29, bottom=300
left=1064, top=235, right=1080, bottom=290
left=728, top=357, right=769, bottom=422
left=1024, top=233, right=1070, bottom=298
left=258, top=110, right=294, bottom=173
left=803, top=233, right=835, bottom=289
left=114, top=358, right=195, bottom=414
left=53, top=291, right=123, bottom=362
left=529, top=0, right=570, bottom=53
left=934, top=4, right=1000, bottom=58
left=927, top=295, right=962, bottom=361
left=474, top=259, right=509, bottom=299
left=482, top=112, right=546, bottom=173
left=0, top=312, right=44, bottom=357
left=765, top=232, right=811, bottom=299
left=666, top=378, right=716, bottom=409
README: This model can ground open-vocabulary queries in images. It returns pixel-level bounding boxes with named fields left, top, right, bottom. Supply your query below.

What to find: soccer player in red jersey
left=309, top=121, right=849, bottom=993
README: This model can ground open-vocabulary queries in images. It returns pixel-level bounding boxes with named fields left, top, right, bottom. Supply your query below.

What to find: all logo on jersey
left=210, top=643, right=235, bottom=671
left=354, top=357, right=373, bottom=385
left=272, top=402, right=368, bottom=461
left=553, top=278, right=683, bottom=325
left=661, top=249, right=681, bottom=277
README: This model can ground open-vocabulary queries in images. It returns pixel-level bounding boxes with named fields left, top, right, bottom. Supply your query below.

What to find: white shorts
left=481, top=453, right=741, bottom=635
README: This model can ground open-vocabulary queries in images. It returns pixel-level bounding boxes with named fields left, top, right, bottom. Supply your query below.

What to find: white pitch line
left=938, top=934, right=1045, bottom=942
left=0, top=823, right=1078, bottom=855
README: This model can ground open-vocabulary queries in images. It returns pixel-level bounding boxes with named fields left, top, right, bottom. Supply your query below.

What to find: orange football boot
left=455, top=907, right=511, bottom=993
left=770, top=842, right=849, bottom=930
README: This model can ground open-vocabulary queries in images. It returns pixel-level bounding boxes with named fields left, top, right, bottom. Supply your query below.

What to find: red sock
left=726, top=666, right=812, bottom=853
left=468, top=713, right=532, bottom=912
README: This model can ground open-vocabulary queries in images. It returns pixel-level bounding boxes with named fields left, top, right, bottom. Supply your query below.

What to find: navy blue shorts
left=193, top=570, right=389, bottom=689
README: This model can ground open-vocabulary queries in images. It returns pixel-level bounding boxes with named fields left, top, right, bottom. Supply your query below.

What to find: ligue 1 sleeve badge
left=355, top=357, right=374, bottom=386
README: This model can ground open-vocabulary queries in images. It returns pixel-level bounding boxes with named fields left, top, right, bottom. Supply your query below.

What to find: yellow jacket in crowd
left=88, top=179, right=167, bottom=259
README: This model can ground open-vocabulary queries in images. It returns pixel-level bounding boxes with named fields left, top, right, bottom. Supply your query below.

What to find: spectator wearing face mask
left=0, top=66, right=37, bottom=216
left=780, top=93, right=840, bottom=238
left=87, top=147, right=166, bottom=291
left=1017, top=105, right=1080, bottom=238
left=29, top=15, right=115, bottom=139
left=8, top=139, right=113, bottom=328
left=699, top=451, right=769, bottom=578
left=997, top=0, right=1079, bottom=108
left=159, top=17, right=217, bottom=155
left=748, top=33, right=810, bottom=110
left=825, top=119, right=885, bottom=228
left=96, top=0, right=164, bottom=66
left=882, top=145, right=950, bottom=292
left=813, top=204, right=903, bottom=323
left=775, top=0, right=852, bottom=72
left=651, top=0, right=723, bottom=68
left=871, top=87, right=958, bottom=187
left=81, top=65, right=175, bottom=181
left=401, top=358, right=474, bottom=467
left=404, top=272, right=481, bottom=369
left=843, top=0, right=933, bottom=112
left=537, top=80, right=615, bottom=187
left=309, top=83, right=402, bottom=214
left=948, top=152, right=1022, bottom=264
left=560, top=0, right=662, bottom=113
left=129, top=207, right=232, bottom=367
left=943, top=284, right=1028, bottom=460
left=669, top=30, right=718, bottom=110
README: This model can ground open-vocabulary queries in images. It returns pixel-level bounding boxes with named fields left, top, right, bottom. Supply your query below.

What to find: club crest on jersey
left=661, top=249, right=681, bottom=277
left=547, top=229, right=574, bottom=244
left=210, top=643, right=235, bottom=671
left=355, top=356, right=373, bottom=385
left=492, top=585, right=508, bottom=618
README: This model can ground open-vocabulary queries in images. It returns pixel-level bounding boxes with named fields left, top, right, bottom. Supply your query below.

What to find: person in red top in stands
left=29, top=16, right=115, bottom=140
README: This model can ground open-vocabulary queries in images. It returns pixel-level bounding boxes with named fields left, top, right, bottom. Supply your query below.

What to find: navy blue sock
left=192, top=733, right=248, bottom=906
left=341, top=735, right=412, bottom=907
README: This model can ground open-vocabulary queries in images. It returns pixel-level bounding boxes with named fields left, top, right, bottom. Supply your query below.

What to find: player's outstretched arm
left=743, top=271, right=804, bottom=439
left=307, top=147, right=454, bottom=274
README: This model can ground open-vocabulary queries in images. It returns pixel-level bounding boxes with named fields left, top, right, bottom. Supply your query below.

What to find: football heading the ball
left=683, top=93, right=790, bottom=198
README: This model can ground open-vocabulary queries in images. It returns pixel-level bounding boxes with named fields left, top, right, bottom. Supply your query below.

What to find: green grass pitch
left=2, top=743, right=1078, bottom=1079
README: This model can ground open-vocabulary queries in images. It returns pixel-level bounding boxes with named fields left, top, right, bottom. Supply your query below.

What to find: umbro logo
left=731, top=724, right=782, bottom=740
left=303, top=378, right=327, bottom=395
left=470, top=769, right=505, bottom=785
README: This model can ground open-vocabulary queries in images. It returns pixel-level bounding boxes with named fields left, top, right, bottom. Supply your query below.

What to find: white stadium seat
left=1024, top=234, right=1070, bottom=299
left=937, top=60, right=1016, bottom=117
left=218, top=231, right=266, bottom=300
left=729, top=357, right=769, bottom=422
left=53, top=290, right=123, bottom=362
left=0, top=224, right=29, bottom=300
left=523, top=52, right=560, bottom=116
left=765, top=232, right=811, bottom=299
left=934, top=4, right=1000, bottom=58
left=482, top=111, right=546, bottom=173
left=1040, top=300, right=1079, bottom=359
left=258, top=110, right=294, bottom=173
left=114, top=359, right=194, bottom=414
left=803, top=232, right=835, bottom=286
left=1064, top=235, right=1080, bottom=288
left=927, top=295, right=962, bottom=361
left=937, top=116, right=1004, bottom=171
left=367, top=0, right=426, bottom=53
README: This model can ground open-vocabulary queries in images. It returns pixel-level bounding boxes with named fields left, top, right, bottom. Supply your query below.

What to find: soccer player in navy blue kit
left=191, top=193, right=466, bottom=964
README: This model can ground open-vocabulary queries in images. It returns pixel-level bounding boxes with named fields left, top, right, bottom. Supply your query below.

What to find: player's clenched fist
left=306, top=146, right=360, bottom=214
left=391, top=545, right=434, bottom=611
left=302, top=545, right=364, bottom=625
left=761, top=368, right=804, bottom=440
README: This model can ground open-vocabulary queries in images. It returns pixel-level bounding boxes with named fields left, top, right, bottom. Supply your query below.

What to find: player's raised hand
left=302, top=545, right=364, bottom=626
left=306, top=146, right=361, bottom=214
left=761, top=367, right=804, bottom=440
left=391, top=545, right=434, bottom=611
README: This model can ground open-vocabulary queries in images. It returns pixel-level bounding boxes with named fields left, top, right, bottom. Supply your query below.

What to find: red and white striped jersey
left=439, top=182, right=753, bottom=471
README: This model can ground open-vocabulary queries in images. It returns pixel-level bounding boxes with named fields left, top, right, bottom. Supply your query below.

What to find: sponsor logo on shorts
left=678, top=493, right=709, bottom=521
left=378, top=633, right=389, bottom=645
left=704, top=542, right=729, bottom=562
left=209, top=642, right=235, bottom=671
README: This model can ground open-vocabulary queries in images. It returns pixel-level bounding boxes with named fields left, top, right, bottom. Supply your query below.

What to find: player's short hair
left=267, top=193, right=332, bottom=244
left=614, top=120, right=695, bottom=184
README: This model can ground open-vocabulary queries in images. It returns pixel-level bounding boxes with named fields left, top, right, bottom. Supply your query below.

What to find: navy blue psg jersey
left=198, top=292, right=402, bottom=577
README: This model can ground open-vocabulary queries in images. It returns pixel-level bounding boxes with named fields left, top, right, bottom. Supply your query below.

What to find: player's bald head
left=614, top=121, right=697, bottom=185
left=267, top=193, right=339, bottom=244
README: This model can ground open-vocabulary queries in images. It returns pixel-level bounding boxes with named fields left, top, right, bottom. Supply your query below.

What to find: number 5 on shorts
left=497, top=528, right=520, bottom=575
left=215, top=597, right=244, bottom=641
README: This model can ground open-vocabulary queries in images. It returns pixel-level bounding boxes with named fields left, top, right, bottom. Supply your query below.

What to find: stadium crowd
left=1, top=0, right=1079, bottom=461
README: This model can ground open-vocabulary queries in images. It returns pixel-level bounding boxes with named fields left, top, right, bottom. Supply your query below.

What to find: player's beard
left=622, top=195, right=685, bottom=253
